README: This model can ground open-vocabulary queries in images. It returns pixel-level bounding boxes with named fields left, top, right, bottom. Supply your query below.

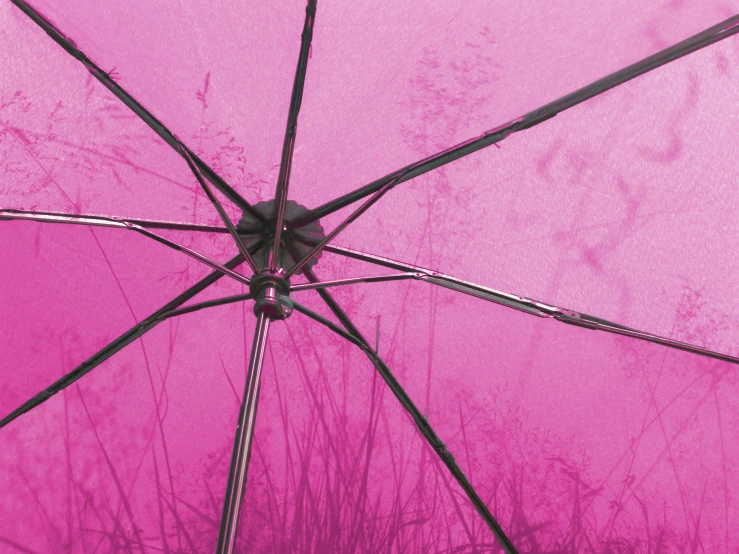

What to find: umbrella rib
left=0, top=208, right=253, bottom=287
left=270, top=0, right=318, bottom=271
left=0, top=251, right=258, bottom=430
left=291, top=297, right=520, bottom=554
left=9, top=0, right=267, bottom=224
left=0, top=208, right=241, bottom=233
left=288, top=271, right=544, bottom=316
left=294, top=238, right=554, bottom=317
left=167, top=293, right=252, bottom=318
left=287, top=14, right=739, bottom=229
left=284, top=174, right=402, bottom=278
left=284, top=10, right=739, bottom=277
left=182, top=151, right=260, bottom=274
left=308, top=240, right=739, bottom=366
left=281, top=240, right=519, bottom=552
left=290, top=273, right=426, bottom=292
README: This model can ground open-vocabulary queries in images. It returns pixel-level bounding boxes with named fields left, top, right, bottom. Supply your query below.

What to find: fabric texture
left=2, top=1, right=738, bottom=552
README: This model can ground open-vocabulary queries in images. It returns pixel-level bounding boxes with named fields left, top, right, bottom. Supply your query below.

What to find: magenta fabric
left=327, top=35, right=739, bottom=357
left=2, top=0, right=739, bottom=552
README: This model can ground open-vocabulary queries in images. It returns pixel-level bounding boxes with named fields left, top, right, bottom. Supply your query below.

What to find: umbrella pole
left=216, top=312, right=271, bottom=554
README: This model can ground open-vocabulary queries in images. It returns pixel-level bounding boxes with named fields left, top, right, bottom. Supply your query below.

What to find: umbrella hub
left=237, top=199, right=325, bottom=273
left=250, top=271, right=293, bottom=320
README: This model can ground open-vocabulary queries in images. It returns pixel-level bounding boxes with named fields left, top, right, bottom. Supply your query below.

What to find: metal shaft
left=216, top=313, right=272, bottom=554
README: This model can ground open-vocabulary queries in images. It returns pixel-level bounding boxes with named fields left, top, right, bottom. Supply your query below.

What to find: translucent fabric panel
left=4, top=233, right=736, bottom=551
left=0, top=219, right=243, bottom=421
left=1, top=294, right=494, bottom=553
left=4, top=1, right=739, bottom=552
left=327, top=35, right=739, bottom=355
left=235, top=318, right=490, bottom=553
left=336, top=278, right=739, bottom=552
left=292, top=0, right=739, bottom=208
left=0, top=304, right=248, bottom=553
left=18, top=0, right=305, bottom=206
left=0, top=2, right=239, bottom=225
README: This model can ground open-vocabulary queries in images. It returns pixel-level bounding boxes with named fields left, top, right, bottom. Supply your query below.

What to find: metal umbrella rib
left=284, top=175, right=404, bottom=278
left=0, top=208, right=233, bottom=233
left=285, top=237, right=519, bottom=552
left=285, top=7, right=739, bottom=283
left=0, top=233, right=265, bottom=430
left=0, top=208, right=250, bottom=235
left=304, top=240, right=739, bottom=366
left=0, top=252, right=252, bottom=429
left=0, top=209, right=253, bottom=287
left=9, top=0, right=267, bottom=224
left=182, top=151, right=260, bottom=275
left=291, top=297, right=520, bottom=554
left=287, top=14, right=739, bottom=230
left=270, top=0, right=318, bottom=271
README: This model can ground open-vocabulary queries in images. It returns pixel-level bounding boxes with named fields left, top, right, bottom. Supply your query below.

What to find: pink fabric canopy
left=2, top=0, right=739, bottom=552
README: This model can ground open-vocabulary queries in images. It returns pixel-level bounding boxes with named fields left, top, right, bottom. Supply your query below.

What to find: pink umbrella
left=2, top=0, right=739, bottom=552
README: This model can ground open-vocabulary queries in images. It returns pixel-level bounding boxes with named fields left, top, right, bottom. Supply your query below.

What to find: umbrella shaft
left=216, top=313, right=271, bottom=554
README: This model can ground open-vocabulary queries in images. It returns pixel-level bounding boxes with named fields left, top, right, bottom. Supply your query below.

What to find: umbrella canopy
left=2, top=0, right=739, bottom=552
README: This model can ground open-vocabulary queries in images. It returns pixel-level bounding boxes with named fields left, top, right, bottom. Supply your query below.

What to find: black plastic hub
left=237, top=199, right=325, bottom=273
